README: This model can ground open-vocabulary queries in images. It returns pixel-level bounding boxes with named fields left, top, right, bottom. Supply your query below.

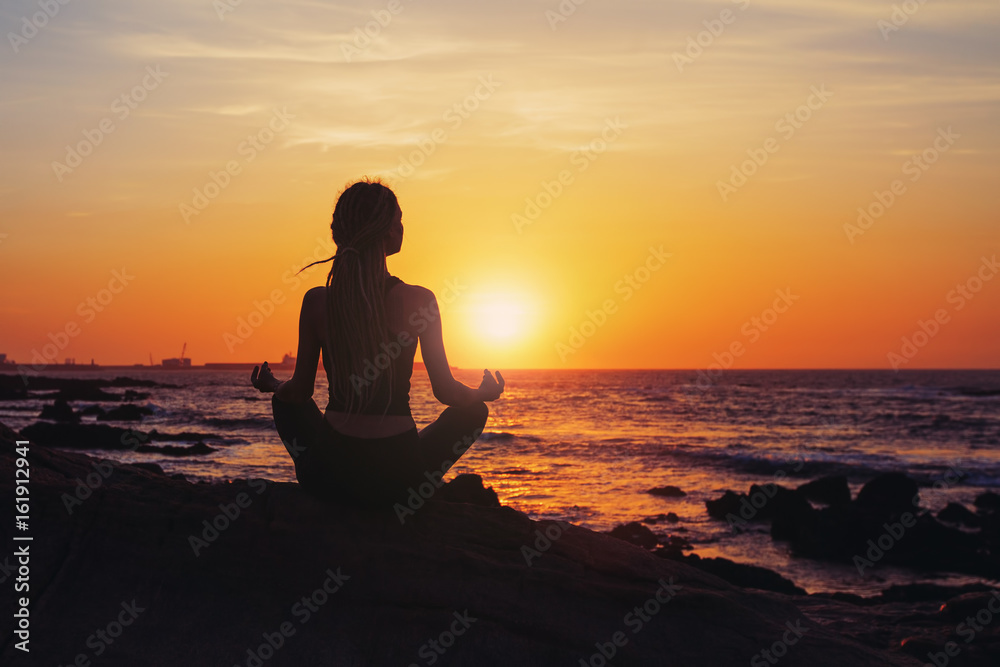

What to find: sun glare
left=468, top=293, right=532, bottom=343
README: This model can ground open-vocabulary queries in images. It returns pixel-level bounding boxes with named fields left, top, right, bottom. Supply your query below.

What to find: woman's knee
left=468, top=400, right=489, bottom=426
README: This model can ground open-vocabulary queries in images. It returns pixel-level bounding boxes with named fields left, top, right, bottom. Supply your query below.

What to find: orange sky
left=1, top=0, right=998, bottom=370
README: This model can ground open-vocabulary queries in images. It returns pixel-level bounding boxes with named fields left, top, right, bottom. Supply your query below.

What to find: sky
left=1, top=0, right=998, bottom=371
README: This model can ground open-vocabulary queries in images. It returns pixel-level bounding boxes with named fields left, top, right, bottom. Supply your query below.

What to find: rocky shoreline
left=3, top=420, right=1000, bottom=665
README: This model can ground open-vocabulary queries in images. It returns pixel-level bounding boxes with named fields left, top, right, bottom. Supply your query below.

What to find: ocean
left=3, top=368, right=999, bottom=596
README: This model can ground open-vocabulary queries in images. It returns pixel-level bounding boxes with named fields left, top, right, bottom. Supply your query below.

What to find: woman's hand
left=250, top=362, right=283, bottom=393
left=477, top=369, right=505, bottom=402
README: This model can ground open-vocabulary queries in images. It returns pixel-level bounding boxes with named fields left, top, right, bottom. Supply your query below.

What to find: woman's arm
left=416, top=287, right=504, bottom=406
left=252, top=287, right=323, bottom=402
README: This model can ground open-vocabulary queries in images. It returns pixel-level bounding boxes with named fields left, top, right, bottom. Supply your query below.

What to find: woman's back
left=321, top=275, right=416, bottom=417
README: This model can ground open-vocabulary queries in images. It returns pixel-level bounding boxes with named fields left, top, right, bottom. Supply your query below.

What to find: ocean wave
left=478, top=431, right=541, bottom=443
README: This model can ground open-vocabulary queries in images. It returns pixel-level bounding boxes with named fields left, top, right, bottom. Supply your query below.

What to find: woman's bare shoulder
left=393, top=280, right=435, bottom=305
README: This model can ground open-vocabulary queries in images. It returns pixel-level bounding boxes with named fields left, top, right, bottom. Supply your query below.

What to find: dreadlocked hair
left=318, top=178, right=398, bottom=415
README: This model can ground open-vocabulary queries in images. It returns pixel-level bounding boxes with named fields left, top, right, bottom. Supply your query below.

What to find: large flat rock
left=0, top=423, right=919, bottom=666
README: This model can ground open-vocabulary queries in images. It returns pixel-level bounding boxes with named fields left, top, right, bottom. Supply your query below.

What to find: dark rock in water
left=797, top=475, right=851, bottom=506
left=706, top=490, right=744, bottom=520
left=437, top=473, right=501, bottom=507
left=136, top=442, right=216, bottom=456
left=607, top=521, right=660, bottom=549
left=707, top=485, right=813, bottom=538
left=19, top=421, right=224, bottom=450
left=856, top=473, right=919, bottom=516
left=937, top=502, right=981, bottom=528
left=655, top=551, right=806, bottom=596
left=642, top=512, right=680, bottom=524
left=0, top=421, right=953, bottom=666
left=79, top=404, right=106, bottom=417
left=875, top=583, right=997, bottom=605
left=131, top=462, right=165, bottom=475
left=146, top=428, right=222, bottom=442
left=121, top=388, right=150, bottom=401
left=98, top=403, right=154, bottom=421
left=39, top=397, right=80, bottom=423
left=974, top=492, right=1000, bottom=511
left=21, top=421, right=139, bottom=449
left=647, top=485, right=687, bottom=498
left=781, top=503, right=999, bottom=579
left=0, top=377, right=28, bottom=400
left=749, top=483, right=812, bottom=521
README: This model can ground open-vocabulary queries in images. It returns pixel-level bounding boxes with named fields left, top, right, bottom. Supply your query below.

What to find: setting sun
left=466, top=291, right=534, bottom=343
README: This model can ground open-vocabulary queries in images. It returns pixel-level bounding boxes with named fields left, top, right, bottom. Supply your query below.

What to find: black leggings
left=271, top=396, right=488, bottom=506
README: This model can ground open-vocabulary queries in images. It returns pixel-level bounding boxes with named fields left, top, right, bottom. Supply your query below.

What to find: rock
left=607, top=521, right=660, bottom=549
left=0, top=424, right=935, bottom=666
left=131, top=462, right=165, bottom=475
left=706, top=490, right=743, bottom=520
left=19, top=421, right=224, bottom=449
left=797, top=475, right=851, bottom=506
left=937, top=502, right=981, bottom=528
left=136, top=442, right=216, bottom=456
left=21, top=421, right=139, bottom=449
left=642, top=512, right=680, bottom=525
left=436, top=473, right=501, bottom=507
left=122, top=389, right=150, bottom=401
left=98, top=403, right=155, bottom=421
left=647, top=485, right=687, bottom=498
left=707, top=485, right=813, bottom=538
left=856, top=473, right=919, bottom=516
left=39, top=397, right=80, bottom=422
left=79, top=405, right=106, bottom=417
left=974, top=492, right=1000, bottom=512
left=656, top=551, right=807, bottom=597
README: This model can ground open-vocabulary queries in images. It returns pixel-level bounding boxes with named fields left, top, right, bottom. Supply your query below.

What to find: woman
left=250, top=178, right=504, bottom=506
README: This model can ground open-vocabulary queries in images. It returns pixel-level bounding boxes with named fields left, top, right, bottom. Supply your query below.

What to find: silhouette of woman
left=251, top=178, right=504, bottom=506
